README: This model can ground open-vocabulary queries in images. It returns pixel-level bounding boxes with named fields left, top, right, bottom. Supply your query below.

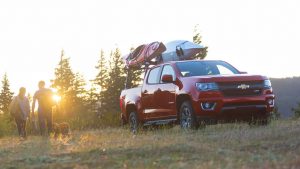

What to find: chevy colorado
left=120, top=60, right=275, bottom=132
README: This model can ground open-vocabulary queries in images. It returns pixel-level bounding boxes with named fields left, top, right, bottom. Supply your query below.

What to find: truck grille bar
left=217, top=81, right=264, bottom=97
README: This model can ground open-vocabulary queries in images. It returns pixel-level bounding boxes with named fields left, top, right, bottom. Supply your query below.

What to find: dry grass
left=1, top=119, right=300, bottom=169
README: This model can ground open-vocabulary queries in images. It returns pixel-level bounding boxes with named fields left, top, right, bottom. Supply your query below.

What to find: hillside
left=271, top=77, right=300, bottom=118
left=0, top=120, right=300, bottom=169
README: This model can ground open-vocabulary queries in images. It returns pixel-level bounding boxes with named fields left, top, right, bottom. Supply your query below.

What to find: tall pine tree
left=0, top=73, right=14, bottom=114
left=94, top=49, right=108, bottom=99
left=0, top=73, right=14, bottom=136
left=87, top=84, right=98, bottom=113
left=51, top=50, right=76, bottom=114
left=71, top=73, right=87, bottom=111
left=102, top=48, right=126, bottom=113
left=193, top=24, right=208, bottom=60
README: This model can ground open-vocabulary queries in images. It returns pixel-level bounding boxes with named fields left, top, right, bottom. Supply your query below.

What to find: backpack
left=9, top=97, right=22, bottom=119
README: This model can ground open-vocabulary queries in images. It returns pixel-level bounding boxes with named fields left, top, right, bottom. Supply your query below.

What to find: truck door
left=141, top=66, right=164, bottom=120
left=156, top=65, right=177, bottom=119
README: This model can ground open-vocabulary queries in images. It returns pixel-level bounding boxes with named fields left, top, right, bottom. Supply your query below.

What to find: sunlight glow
left=51, top=88, right=58, bottom=93
left=53, top=94, right=61, bottom=103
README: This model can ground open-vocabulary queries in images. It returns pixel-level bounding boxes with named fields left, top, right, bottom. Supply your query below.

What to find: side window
left=217, top=65, right=235, bottom=75
left=147, top=67, right=160, bottom=84
left=160, top=65, right=176, bottom=83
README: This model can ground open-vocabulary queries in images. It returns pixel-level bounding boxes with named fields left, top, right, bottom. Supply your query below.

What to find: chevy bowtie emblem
left=237, top=84, right=250, bottom=90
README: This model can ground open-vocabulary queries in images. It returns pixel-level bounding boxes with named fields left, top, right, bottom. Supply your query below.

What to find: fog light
left=267, top=99, right=274, bottom=106
left=201, top=102, right=216, bottom=110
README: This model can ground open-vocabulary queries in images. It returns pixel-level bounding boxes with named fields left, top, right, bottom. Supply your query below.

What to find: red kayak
left=124, top=41, right=166, bottom=68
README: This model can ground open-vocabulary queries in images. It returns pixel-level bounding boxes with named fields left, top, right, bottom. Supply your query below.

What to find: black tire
left=179, top=101, right=198, bottom=130
left=129, top=112, right=139, bottom=134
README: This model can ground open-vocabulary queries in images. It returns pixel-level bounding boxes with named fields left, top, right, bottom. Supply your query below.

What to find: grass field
left=0, top=119, right=300, bottom=169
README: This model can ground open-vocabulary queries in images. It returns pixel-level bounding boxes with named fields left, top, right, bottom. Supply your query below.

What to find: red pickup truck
left=120, top=60, right=275, bottom=132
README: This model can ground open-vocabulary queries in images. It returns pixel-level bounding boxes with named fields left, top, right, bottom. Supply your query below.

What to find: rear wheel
left=179, top=101, right=198, bottom=130
left=129, top=112, right=139, bottom=134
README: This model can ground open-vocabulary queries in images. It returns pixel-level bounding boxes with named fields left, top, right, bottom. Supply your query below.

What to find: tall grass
left=0, top=109, right=121, bottom=137
left=1, top=119, right=300, bottom=168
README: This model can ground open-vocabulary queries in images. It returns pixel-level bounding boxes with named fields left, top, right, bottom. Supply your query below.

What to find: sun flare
left=53, top=94, right=61, bottom=103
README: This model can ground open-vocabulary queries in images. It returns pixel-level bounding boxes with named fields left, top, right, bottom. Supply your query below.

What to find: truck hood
left=183, top=74, right=267, bottom=83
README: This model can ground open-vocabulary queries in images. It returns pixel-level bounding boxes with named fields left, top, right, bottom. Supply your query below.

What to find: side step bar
left=143, top=118, right=177, bottom=126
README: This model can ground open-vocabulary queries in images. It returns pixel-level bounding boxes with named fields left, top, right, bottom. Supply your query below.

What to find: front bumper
left=192, top=90, right=275, bottom=121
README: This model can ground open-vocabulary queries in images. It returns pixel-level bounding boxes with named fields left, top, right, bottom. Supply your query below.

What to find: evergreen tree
left=126, top=69, right=143, bottom=88
left=193, top=24, right=208, bottom=60
left=102, top=48, right=126, bottom=113
left=71, top=73, right=87, bottom=112
left=87, top=84, right=98, bottom=113
left=51, top=50, right=76, bottom=114
left=0, top=73, right=14, bottom=114
left=94, top=49, right=108, bottom=99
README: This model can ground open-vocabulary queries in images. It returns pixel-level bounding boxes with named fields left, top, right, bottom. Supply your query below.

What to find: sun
left=53, top=94, right=61, bottom=103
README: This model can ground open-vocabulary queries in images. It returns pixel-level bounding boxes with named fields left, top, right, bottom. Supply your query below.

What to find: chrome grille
left=218, top=81, right=264, bottom=97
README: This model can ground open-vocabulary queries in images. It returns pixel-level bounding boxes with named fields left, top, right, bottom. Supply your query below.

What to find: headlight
left=264, top=80, right=272, bottom=88
left=196, top=82, right=219, bottom=91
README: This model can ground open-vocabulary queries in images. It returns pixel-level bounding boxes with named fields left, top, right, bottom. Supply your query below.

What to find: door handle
left=143, top=90, right=148, bottom=94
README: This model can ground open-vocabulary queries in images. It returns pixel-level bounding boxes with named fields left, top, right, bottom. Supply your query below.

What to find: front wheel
left=179, top=101, right=198, bottom=130
left=129, top=112, right=139, bottom=134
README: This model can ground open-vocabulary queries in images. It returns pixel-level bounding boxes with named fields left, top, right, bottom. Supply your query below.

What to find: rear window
left=176, top=61, right=239, bottom=77
left=147, top=67, right=160, bottom=84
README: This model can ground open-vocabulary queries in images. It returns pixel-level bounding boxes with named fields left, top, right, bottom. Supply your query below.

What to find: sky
left=0, top=0, right=300, bottom=94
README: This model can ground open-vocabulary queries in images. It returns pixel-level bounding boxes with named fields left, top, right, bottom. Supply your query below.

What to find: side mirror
left=161, top=74, right=174, bottom=83
left=240, top=71, right=247, bottom=74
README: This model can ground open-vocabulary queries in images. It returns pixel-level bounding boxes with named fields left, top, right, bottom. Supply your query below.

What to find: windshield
left=176, top=61, right=239, bottom=77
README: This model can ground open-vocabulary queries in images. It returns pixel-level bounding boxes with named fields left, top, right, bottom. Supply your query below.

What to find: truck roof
left=158, top=59, right=226, bottom=66
left=144, top=60, right=232, bottom=71
left=169, top=59, right=224, bottom=63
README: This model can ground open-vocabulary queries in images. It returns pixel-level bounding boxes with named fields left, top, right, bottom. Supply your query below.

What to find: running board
left=143, top=118, right=177, bottom=126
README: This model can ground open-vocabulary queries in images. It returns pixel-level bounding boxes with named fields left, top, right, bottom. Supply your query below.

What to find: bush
left=51, top=108, right=121, bottom=131
left=0, top=114, right=16, bottom=137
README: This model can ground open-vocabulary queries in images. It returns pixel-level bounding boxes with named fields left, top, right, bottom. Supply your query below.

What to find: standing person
left=9, top=87, right=30, bottom=140
left=32, top=81, right=54, bottom=136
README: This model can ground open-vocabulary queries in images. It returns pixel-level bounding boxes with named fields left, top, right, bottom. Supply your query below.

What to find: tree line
left=50, top=47, right=143, bottom=129
left=0, top=47, right=141, bottom=135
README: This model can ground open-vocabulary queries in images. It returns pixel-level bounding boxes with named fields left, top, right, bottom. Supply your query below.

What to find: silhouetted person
left=32, top=81, right=54, bottom=136
left=9, top=87, right=30, bottom=139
